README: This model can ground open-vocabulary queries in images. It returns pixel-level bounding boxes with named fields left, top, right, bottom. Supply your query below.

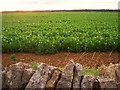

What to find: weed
left=11, top=54, right=17, bottom=61
left=31, top=61, right=38, bottom=70
left=82, top=66, right=99, bottom=78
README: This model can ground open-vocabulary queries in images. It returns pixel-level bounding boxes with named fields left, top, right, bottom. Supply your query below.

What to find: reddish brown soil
left=2, top=52, right=120, bottom=68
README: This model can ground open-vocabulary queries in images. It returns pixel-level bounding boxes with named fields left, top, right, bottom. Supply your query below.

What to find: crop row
left=2, top=12, right=119, bottom=54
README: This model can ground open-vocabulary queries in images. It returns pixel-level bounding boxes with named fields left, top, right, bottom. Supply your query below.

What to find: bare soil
left=2, top=52, right=120, bottom=68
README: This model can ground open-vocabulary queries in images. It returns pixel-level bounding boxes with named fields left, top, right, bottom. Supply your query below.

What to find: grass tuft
left=31, top=61, right=38, bottom=70
left=82, top=66, right=99, bottom=77
left=11, top=54, right=17, bottom=61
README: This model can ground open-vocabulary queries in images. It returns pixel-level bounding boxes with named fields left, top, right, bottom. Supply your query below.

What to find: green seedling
left=31, top=61, right=38, bottom=70
left=11, top=54, right=17, bottom=61
left=82, top=66, right=99, bottom=78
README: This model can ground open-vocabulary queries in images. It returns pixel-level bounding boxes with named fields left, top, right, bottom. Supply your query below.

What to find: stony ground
left=2, top=52, right=119, bottom=68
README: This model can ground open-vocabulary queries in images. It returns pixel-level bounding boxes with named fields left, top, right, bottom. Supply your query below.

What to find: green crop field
left=2, top=12, right=118, bottom=54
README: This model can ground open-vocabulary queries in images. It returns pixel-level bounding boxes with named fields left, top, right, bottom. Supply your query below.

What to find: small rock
left=115, top=63, right=120, bottom=83
left=98, top=63, right=119, bottom=80
left=0, top=63, right=2, bottom=70
left=117, top=83, right=120, bottom=90
left=93, top=79, right=101, bottom=90
left=0, top=64, right=2, bottom=90
left=81, top=75, right=95, bottom=90
left=2, top=70, right=9, bottom=89
left=22, top=68, right=35, bottom=85
left=73, top=63, right=82, bottom=89
left=97, top=77, right=117, bottom=89
left=46, top=69, right=61, bottom=89
left=25, top=63, right=55, bottom=89
left=56, top=60, right=75, bottom=89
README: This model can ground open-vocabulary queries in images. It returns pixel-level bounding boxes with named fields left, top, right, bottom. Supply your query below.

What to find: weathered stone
left=98, top=63, right=119, bottom=80
left=25, top=63, right=55, bottom=90
left=56, top=60, right=75, bottom=89
left=93, top=79, right=101, bottom=90
left=4, top=62, right=35, bottom=89
left=81, top=75, right=95, bottom=90
left=2, top=70, right=9, bottom=89
left=73, top=63, right=82, bottom=89
left=0, top=64, right=2, bottom=90
left=0, top=63, right=2, bottom=71
left=117, top=83, right=120, bottom=90
left=115, top=63, right=120, bottom=83
left=46, top=69, right=61, bottom=89
left=97, top=77, right=117, bottom=89
left=2, top=67, right=9, bottom=89
left=22, top=67, right=35, bottom=85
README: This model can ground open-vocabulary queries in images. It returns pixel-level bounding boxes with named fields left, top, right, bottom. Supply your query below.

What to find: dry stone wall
left=2, top=60, right=120, bottom=90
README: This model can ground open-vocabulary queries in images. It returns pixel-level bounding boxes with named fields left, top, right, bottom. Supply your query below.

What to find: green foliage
left=2, top=12, right=118, bottom=54
left=10, top=54, right=17, bottom=61
left=82, top=66, right=99, bottom=77
left=58, top=66, right=99, bottom=77
left=31, top=61, right=38, bottom=70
